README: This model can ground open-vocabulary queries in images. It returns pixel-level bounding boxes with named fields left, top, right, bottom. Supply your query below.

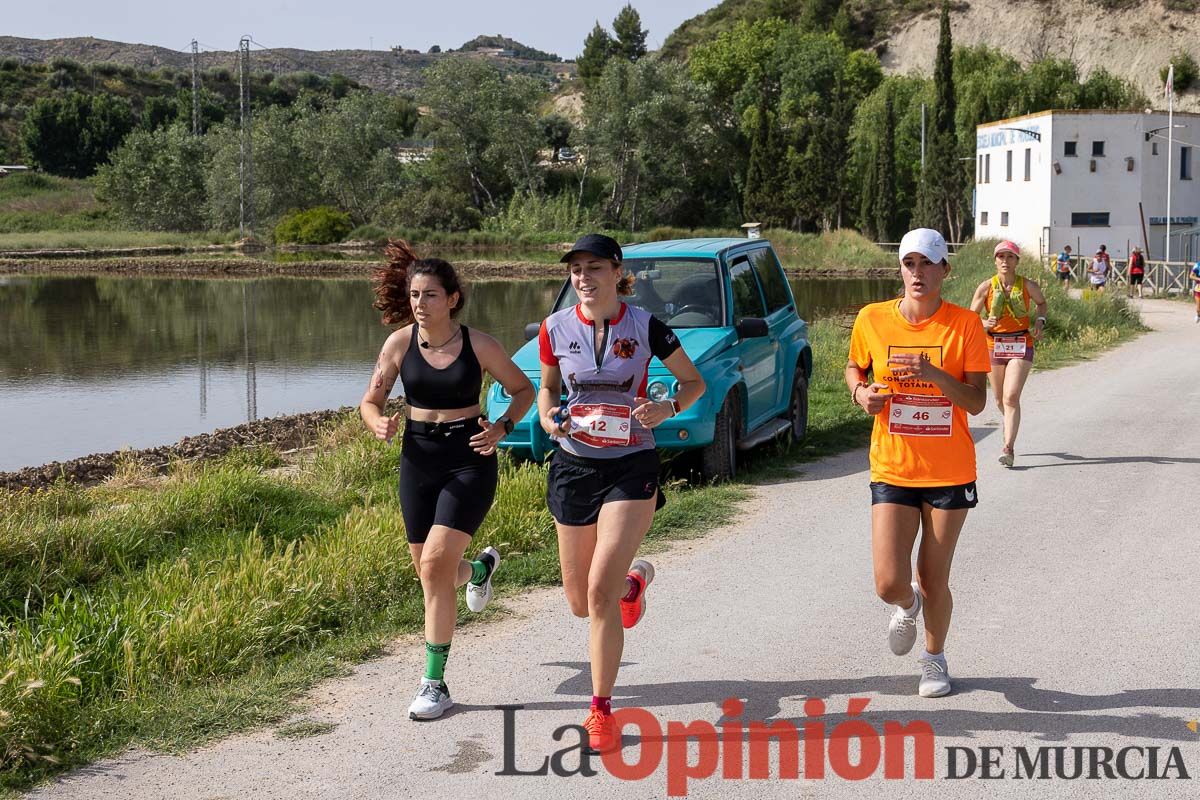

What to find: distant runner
left=969, top=240, right=1048, bottom=468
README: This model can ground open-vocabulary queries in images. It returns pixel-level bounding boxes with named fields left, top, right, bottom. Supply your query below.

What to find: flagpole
left=1167, top=63, right=1174, bottom=264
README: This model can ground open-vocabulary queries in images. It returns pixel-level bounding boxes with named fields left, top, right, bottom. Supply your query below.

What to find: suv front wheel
left=700, top=391, right=740, bottom=482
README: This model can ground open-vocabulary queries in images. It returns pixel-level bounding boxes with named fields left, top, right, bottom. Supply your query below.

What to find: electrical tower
left=238, top=36, right=254, bottom=238
left=190, top=40, right=201, bottom=135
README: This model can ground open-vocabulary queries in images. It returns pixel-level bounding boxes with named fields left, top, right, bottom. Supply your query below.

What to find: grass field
left=0, top=238, right=1145, bottom=792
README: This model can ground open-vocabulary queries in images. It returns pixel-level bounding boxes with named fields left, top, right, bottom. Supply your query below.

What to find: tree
left=420, top=57, right=545, bottom=212
left=612, top=4, right=649, bottom=62
left=578, top=23, right=616, bottom=85
left=584, top=58, right=712, bottom=229
left=140, top=95, right=179, bottom=131
left=95, top=123, right=210, bottom=230
left=915, top=1, right=964, bottom=241
left=541, top=113, right=573, bottom=155
left=743, top=100, right=787, bottom=227
left=21, top=91, right=134, bottom=177
left=874, top=89, right=898, bottom=243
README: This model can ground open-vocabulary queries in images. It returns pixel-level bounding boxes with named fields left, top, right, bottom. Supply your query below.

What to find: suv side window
left=749, top=248, right=791, bottom=313
left=729, top=256, right=767, bottom=321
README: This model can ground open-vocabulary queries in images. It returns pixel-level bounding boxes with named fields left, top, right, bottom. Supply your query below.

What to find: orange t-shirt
left=849, top=299, right=991, bottom=487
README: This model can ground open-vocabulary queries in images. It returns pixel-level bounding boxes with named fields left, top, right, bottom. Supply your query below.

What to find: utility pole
left=238, top=36, right=254, bottom=238
left=1166, top=63, right=1175, bottom=264
left=190, top=40, right=201, bottom=135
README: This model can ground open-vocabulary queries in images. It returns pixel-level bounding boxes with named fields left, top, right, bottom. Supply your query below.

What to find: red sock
left=591, top=695, right=612, bottom=715
left=621, top=574, right=641, bottom=603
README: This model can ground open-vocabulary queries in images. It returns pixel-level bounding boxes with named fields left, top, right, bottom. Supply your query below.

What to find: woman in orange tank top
left=969, top=240, right=1048, bottom=468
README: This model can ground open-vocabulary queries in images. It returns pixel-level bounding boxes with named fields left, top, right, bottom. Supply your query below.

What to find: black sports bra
left=400, top=324, right=483, bottom=410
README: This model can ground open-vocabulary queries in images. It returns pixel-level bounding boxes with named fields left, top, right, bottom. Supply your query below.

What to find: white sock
left=898, top=591, right=920, bottom=617
left=920, top=648, right=946, bottom=664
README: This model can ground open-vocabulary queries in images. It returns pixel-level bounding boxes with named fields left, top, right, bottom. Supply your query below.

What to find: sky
left=3, top=1, right=719, bottom=58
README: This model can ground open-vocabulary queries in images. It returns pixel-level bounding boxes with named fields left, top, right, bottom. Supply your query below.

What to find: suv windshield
left=556, top=257, right=724, bottom=328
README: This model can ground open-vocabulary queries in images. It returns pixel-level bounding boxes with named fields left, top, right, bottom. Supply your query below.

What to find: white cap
left=898, top=228, right=948, bottom=265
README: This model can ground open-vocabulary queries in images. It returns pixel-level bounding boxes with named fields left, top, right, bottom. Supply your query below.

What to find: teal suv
left=487, top=238, right=812, bottom=480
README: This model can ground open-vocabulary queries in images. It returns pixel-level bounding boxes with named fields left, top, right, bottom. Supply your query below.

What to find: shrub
left=48, top=57, right=83, bottom=73
left=380, top=187, right=481, bottom=232
left=274, top=206, right=354, bottom=244
left=1161, top=52, right=1199, bottom=94
left=481, top=192, right=597, bottom=236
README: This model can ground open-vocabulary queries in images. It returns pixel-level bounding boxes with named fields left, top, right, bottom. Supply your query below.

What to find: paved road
left=33, top=298, right=1200, bottom=798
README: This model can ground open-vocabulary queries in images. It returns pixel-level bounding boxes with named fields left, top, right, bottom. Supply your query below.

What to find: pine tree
left=612, top=4, right=649, bottom=62
left=915, top=0, right=963, bottom=240
left=578, top=23, right=616, bottom=85
left=874, top=89, right=898, bottom=243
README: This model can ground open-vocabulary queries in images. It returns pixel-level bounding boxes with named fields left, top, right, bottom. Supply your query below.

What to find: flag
left=1165, top=63, right=1175, bottom=100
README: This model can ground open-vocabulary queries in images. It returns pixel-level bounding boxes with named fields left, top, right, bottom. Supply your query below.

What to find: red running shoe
left=620, top=559, right=655, bottom=629
left=584, top=708, right=618, bottom=753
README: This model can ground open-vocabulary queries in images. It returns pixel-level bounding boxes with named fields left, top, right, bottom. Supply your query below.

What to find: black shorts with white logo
left=547, top=448, right=665, bottom=526
left=869, top=481, right=979, bottom=510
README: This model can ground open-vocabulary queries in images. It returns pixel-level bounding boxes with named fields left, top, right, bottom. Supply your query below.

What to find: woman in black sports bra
left=360, top=240, right=534, bottom=721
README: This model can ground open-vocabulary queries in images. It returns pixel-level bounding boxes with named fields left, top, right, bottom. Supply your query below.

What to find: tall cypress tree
left=874, top=89, right=898, bottom=243
left=915, top=0, right=962, bottom=240
left=612, top=5, right=649, bottom=62
left=744, top=100, right=785, bottom=227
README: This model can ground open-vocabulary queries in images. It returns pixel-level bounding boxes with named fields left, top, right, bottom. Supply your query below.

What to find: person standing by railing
left=1128, top=247, right=1146, bottom=298
left=1087, top=249, right=1110, bottom=293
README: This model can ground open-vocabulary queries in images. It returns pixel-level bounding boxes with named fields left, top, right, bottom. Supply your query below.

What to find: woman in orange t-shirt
left=845, top=228, right=990, bottom=698
left=969, top=240, right=1047, bottom=468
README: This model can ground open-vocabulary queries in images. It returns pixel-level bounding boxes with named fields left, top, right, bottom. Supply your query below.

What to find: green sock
left=425, top=641, right=451, bottom=682
left=468, top=552, right=495, bottom=586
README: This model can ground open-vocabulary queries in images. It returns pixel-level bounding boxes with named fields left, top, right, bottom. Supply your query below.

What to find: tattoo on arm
left=372, top=353, right=397, bottom=394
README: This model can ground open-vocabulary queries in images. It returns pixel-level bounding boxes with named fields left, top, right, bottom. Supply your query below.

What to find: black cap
left=561, top=233, right=622, bottom=263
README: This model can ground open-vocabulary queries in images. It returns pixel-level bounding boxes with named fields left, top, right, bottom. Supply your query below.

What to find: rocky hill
left=0, top=35, right=574, bottom=95
left=665, top=0, right=1200, bottom=111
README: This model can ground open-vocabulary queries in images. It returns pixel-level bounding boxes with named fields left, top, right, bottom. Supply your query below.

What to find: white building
left=974, top=110, right=1200, bottom=261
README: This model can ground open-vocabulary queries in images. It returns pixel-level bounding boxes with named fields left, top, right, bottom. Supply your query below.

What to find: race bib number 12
left=569, top=403, right=633, bottom=447
left=888, top=393, right=953, bottom=438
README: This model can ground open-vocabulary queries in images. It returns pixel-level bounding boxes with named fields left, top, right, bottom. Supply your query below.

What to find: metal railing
left=1041, top=256, right=1196, bottom=295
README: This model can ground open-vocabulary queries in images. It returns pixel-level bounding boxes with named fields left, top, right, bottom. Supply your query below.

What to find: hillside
left=0, top=36, right=574, bottom=96
left=664, top=0, right=1200, bottom=111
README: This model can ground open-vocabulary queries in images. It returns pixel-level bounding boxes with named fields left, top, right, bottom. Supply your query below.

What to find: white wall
left=975, top=111, right=1200, bottom=261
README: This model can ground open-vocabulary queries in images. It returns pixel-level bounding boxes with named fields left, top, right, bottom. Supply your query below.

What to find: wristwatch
left=497, top=415, right=514, bottom=435
left=668, top=399, right=681, bottom=416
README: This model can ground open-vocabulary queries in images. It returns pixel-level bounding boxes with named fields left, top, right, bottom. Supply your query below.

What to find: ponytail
left=616, top=268, right=635, bottom=296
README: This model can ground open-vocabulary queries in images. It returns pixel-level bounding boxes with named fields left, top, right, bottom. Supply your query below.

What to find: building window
left=1152, top=142, right=1159, bottom=156
left=1071, top=212, right=1110, bottom=227
left=1000, top=211, right=1009, bottom=226
left=1024, top=148, right=1031, bottom=181
left=977, top=154, right=983, bottom=184
left=1064, top=141, right=1077, bottom=157
left=1182, top=146, right=1192, bottom=180
left=1092, top=141, right=1105, bottom=157
left=985, top=153, right=991, bottom=183
left=1006, top=150, right=1013, bottom=181
left=980, top=211, right=989, bottom=225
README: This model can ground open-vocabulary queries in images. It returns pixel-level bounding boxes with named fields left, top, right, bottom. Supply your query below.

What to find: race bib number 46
left=888, top=393, right=953, bottom=437
left=569, top=403, right=632, bottom=447
left=993, top=335, right=1027, bottom=359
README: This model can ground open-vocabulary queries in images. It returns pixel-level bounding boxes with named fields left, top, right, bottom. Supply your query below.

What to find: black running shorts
left=547, top=448, right=665, bottom=526
left=399, top=420, right=498, bottom=544
left=869, top=480, right=979, bottom=510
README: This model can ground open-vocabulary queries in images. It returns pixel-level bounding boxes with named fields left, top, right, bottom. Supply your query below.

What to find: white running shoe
left=999, top=450, right=1015, bottom=468
left=918, top=655, right=952, bottom=698
left=409, top=678, right=453, bottom=720
left=888, top=582, right=922, bottom=656
left=465, top=546, right=500, bottom=613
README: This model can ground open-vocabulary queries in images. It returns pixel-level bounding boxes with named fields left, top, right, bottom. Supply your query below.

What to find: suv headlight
left=647, top=380, right=670, bottom=402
